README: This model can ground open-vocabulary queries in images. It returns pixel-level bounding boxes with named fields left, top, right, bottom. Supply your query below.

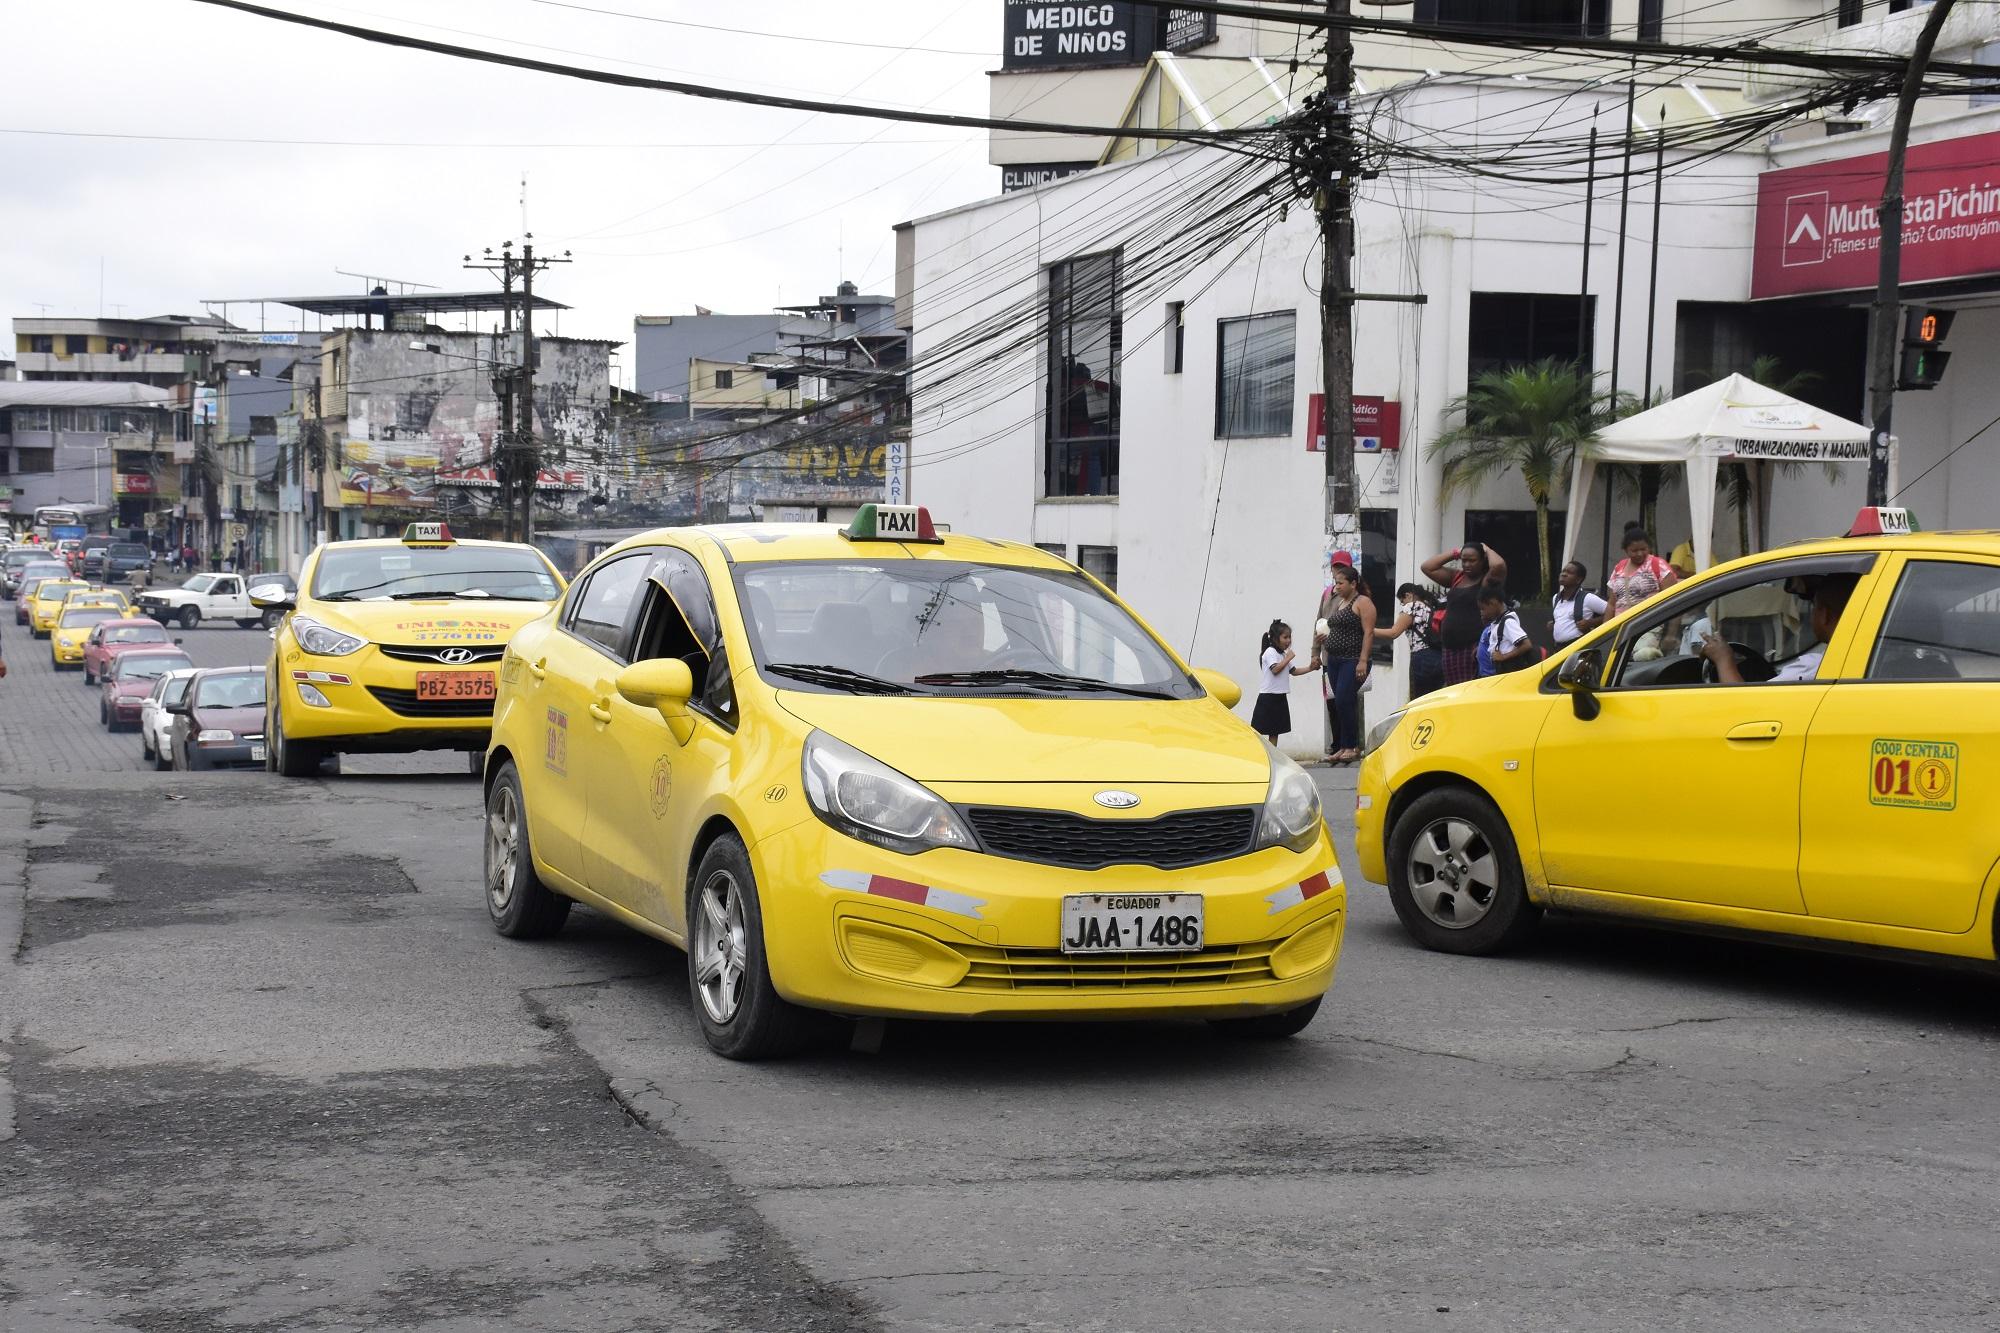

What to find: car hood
left=192, top=704, right=264, bottom=734
left=772, top=691, right=1272, bottom=784
left=307, top=599, right=555, bottom=646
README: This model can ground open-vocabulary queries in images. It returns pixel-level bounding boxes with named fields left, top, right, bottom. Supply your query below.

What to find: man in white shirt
left=1701, top=576, right=1854, bottom=684
left=1551, top=560, right=1608, bottom=645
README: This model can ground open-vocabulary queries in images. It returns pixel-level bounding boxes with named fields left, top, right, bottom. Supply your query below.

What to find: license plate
left=250, top=744, right=266, bottom=762
left=1060, top=893, right=1204, bottom=953
left=415, top=670, right=496, bottom=701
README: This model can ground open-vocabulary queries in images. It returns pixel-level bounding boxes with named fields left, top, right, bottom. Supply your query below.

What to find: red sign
left=1307, top=394, right=1402, bottom=452
left=115, top=473, right=155, bottom=495
left=1752, top=130, right=2000, bottom=298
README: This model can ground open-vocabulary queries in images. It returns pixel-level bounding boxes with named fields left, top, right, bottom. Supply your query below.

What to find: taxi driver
left=1700, top=574, right=1856, bottom=685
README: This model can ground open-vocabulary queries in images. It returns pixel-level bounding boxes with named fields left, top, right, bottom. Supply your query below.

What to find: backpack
left=1493, top=611, right=1547, bottom=673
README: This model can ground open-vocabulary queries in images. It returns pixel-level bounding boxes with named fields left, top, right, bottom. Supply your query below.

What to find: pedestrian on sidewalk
left=1551, top=561, right=1608, bottom=648
left=1476, top=586, right=1537, bottom=676
left=1381, top=583, right=1445, bottom=698
left=1251, top=619, right=1318, bottom=748
left=1422, top=541, right=1508, bottom=687
left=1320, top=563, right=1375, bottom=765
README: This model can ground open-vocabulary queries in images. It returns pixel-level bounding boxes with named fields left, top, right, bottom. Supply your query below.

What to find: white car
left=140, top=668, right=199, bottom=770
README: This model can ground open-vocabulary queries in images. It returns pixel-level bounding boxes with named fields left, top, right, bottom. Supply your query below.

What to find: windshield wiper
left=914, top=668, right=1175, bottom=699
left=764, top=662, right=914, bottom=695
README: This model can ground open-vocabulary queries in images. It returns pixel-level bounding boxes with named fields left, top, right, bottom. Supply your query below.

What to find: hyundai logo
left=436, top=647, right=477, bottom=664
left=1094, top=790, right=1141, bottom=810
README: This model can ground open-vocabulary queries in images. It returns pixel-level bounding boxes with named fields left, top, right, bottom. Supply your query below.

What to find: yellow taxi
left=1356, top=507, right=2000, bottom=967
left=26, top=579, right=88, bottom=637
left=50, top=602, right=126, bottom=669
left=257, top=524, right=566, bottom=776
left=61, top=586, right=135, bottom=619
left=482, top=505, right=1343, bottom=1060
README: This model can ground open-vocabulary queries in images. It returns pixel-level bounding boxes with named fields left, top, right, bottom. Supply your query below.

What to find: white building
left=899, top=2, right=2000, bottom=756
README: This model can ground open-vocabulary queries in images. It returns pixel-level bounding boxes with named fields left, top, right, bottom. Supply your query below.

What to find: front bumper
left=1355, top=754, right=1391, bottom=885
left=744, top=817, right=1346, bottom=1021
left=279, top=648, right=497, bottom=752
left=187, top=738, right=266, bottom=770
left=110, top=694, right=146, bottom=720
left=52, top=639, right=87, bottom=664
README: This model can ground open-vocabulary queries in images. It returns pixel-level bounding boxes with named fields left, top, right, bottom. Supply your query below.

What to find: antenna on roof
left=333, top=268, right=439, bottom=294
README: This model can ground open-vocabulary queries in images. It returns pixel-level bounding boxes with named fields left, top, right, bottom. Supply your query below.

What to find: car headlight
left=801, top=730, right=975, bottom=854
left=1254, top=747, right=1325, bottom=853
left=1362, top=709, right=1407, bottom=758
left=195, top=729, right=236, bottom=743
left=292, top=615, right=367, bottom=657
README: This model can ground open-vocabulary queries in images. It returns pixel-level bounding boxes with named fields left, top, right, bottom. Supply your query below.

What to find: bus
left=32, top=503, right=113, bottom=540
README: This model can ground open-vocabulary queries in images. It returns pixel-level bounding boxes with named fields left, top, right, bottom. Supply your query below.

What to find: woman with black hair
left=1252, top=619, right=1318, bottom=747
left=1381, top=582, right=1445, bottom=698
left=1421, top=541, right=1509, bottom=687
left=1320, top=564, right=1376, bottom=764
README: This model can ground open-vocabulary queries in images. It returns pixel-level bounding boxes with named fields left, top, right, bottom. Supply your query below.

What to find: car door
left=584, top=546, right=739, bottom=936
left=210, top=575, right=243, bottom=617
left=526, top=551, right=652, bottom=887
left=1799, top=553, right=2000, bottom=933
left=1533, top=554, right=1876, bottom=916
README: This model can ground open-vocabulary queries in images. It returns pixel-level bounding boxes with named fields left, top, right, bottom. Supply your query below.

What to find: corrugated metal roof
left=0, top=382, right=173, bottom=408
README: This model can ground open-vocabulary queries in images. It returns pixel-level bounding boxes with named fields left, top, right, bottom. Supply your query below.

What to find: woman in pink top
left=1605, top=524, right=1680, bottom=619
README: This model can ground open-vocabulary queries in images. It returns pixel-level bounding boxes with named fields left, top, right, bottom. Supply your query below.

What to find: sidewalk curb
left=0, top=789, right=32, bottom=1142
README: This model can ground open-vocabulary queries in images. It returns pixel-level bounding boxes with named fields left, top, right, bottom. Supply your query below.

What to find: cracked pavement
left=4, top=626, right=1999, bottom=1330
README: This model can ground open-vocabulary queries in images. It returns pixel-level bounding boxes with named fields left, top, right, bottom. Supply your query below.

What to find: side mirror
left=249, top=585, right=293, bottom=610
left=173, top=637, right=184, bottom=645
left=1191, top=667, right=1242, bottom=710
left=616, top=658, right=696, bottom=744
left=165, top=699, right=190, bottom=715
left=1555, top=650, right=1603, bottom=721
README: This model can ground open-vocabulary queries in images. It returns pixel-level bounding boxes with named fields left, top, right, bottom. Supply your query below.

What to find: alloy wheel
left=486, top=785, right=521, bottom=917
left=691, top=871, right=749, bottom=1025
left=1406, top=816, right=1501, bottom=930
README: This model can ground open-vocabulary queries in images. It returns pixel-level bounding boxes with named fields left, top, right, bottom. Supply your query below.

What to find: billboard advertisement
left=1003, top=2, right=1147, bottom=69
left=1752, top=130, right=2000, bottom=299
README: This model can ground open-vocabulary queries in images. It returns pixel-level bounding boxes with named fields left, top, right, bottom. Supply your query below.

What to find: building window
left=1467, top=292, right=1593, bottom=386
left=1036, top=542, right=1069, bottom=559
left=1414, top=0, right=1608, bottom=38
left=1046, top=251, right=1121, bottom=497
left=1164, top=301, right=1185, bottom=374
left=1362, top=509, right=1398, bottom=641
left=1078, top=545, right=1118, bottom=591
left=1838, top=0, right=1863, bottom=23
left=12, top=409, right=49, bottom=433
left=28, top=335, right=53, bottom=354
left=1465, top=508, right=1566, bottom=599
left=1215, top=311, right=1297, bottom=439
left=1638, top=0, right=1662, bottom=39
left=64, top=334, right=90, bottom=355
left=15, top=448, right=55, bottom=474
left=714, top=368, right=734, bottom=389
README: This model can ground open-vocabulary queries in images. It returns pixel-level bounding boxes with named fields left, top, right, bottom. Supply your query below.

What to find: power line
left=524, top=0, right=991, bottom=57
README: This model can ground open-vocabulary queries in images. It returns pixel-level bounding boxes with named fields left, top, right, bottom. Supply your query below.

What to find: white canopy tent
left=1562, top=373, right=1875, bottom=573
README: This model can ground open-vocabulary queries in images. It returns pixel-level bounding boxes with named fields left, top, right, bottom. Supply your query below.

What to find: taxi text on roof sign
left=403, top=521, right=456, bottom=546
left=841, top=503, right=941, bottom=543
left=1846, top=506, right=1917, bottom=537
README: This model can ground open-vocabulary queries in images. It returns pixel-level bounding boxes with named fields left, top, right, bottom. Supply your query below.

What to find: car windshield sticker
left=1869, top=739, right=1957, bottom=811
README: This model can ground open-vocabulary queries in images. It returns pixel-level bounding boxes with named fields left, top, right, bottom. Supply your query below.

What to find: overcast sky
left=4, top=0, right=1002, bottom=379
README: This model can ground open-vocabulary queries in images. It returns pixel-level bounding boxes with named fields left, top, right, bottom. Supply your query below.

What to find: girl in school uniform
left=1252, top=619, right=1319, bottom=747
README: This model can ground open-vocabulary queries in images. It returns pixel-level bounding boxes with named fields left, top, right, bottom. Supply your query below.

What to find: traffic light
left=1898, top=307, right=1955, bottom=390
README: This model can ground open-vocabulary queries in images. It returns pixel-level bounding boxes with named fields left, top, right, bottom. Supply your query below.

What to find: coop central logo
left=1781, top=190, right=1829, bottom=267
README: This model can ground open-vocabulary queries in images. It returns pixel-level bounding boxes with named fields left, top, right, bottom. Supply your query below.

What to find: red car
left=101, top=647, right=196, bottom=732
left=82, top=617, right=177, bottom=685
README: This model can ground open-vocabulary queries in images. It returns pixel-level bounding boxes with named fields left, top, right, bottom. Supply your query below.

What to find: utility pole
left=469, top=238, right=569, bottom=543
left=1320, top=0, right=1358, bottom=573
left=519, top=242, right=537, bottom=545
left=1868, top=0, right=1957, bottom=506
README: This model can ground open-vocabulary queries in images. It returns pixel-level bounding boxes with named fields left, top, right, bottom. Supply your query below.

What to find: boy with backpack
left=1476, top=585, right=1540, bottom=675
left=1551, top=560, right=1608, bottom=648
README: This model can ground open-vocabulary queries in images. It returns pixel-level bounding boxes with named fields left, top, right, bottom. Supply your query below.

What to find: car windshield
left=38, top=583, right=83, bottom=600
left=59, top=609, right=118, bottom=628
left=733, top=559, right=1197, bottom=699
left=195, top=673, right=267, bottom=708
left=182, top=574, right=218, bottom=594
left=118, top=654, right=193, bottom=681
left=312, top=544, right=561, bottom=602
left=161, top=676, right=193, bottom=704
left=106, top=624, right=169, bottom=644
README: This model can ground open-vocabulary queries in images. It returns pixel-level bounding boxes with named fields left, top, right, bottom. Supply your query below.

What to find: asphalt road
left=3, top=620, right=1997, bottom=1331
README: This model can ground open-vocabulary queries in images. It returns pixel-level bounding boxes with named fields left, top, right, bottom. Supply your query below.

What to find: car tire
left=179, top=606, right=200, bottom=629
left=99, top=697, right=109, bottom=727
left=484, top=762, right=570, bottom=939
left=1209, top=996, right=1323, bottom=1039
left=269, top=701, right=327, bottom=778
left=687, top=835, right=816, bottom=1061
left=1386, top=787, right=1541, bottom=956
left=141, top=729, right=153, bottom=761
left=154, top=741, right=172, bottom=772
left=235, top=618, right=259, bottom=630
left=260, top=608, right=283, bottom=630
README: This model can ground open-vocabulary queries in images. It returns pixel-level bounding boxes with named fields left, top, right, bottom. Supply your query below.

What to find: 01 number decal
left=1868, top=738, right=1957, bottom=811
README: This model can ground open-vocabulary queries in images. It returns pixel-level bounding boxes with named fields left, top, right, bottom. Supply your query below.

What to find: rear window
left=116, top=654, right=194, bottom=680
left=109, top=544, right=149, bottom=559
left=195, top=673, right=268, bottom=708
left=59, top=608, right=118, bottom=627
left=106, top=624, right=169, bottom=644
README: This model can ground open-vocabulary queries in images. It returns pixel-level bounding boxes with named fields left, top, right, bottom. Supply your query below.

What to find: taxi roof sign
left=1847, top=506, right=1917, bottom=538
left=403, top=521, right=456, bottom=546
left=841, top=503, right=941, bottom=543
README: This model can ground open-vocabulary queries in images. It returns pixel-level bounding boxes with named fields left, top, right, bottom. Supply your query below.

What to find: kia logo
left=1094, top=790, right=1141, bottom=810
left=437, top=647, right=476, bottom=664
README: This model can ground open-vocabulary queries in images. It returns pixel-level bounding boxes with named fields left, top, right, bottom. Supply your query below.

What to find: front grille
left=955, top=941, right=1278, bottom=992
left=376, top=644, right=507, bottom=665
left=964, top=805, right=1257, bottom=870
left=366, top=686, right=495, bottom=719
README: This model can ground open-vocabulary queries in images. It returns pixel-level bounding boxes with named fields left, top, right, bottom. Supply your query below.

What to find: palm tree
left=1428, top=358, right=1634, bottom=599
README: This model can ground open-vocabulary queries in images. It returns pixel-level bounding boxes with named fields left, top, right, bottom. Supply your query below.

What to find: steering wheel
left=1700, top=641, right=1776, bottom=683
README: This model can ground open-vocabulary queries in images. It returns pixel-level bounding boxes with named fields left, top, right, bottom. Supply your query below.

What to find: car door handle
left=527, top=656, right=547, bottom=680
left=1727, top=721, right=1782, bottom=742
left=588, top=701, right=613, bottom=724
